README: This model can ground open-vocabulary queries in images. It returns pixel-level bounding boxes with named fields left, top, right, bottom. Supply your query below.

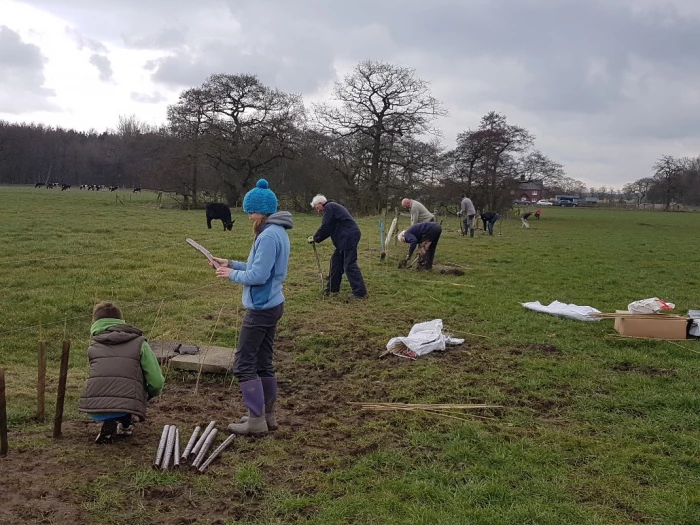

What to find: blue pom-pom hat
left=242, top=179, right=278, bottom=215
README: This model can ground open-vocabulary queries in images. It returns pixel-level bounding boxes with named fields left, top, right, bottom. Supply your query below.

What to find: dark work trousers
left=232, top=302, right=284, bottom=383
left=486, top=214, right=500, bottom=235
left=417, top=223, right=442, bottom=270
left=328, top=245, right=367, bottom=297
left=462, top=214, right=475, bottom=233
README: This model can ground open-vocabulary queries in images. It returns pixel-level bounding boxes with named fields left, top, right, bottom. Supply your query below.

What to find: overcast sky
left=2, top=0, right=699, bottom=188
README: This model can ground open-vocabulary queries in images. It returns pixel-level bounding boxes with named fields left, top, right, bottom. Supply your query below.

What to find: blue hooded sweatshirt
left=228, top=211, right=293, bottom=310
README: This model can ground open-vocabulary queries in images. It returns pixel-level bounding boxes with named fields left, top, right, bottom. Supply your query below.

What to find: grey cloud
left=0, top=25, right=55, bottom=113
left=123, top=27, right=187, bottom=50
left=145, top=36, right=335, bottom=94
left=65, top=27, right=108, bottom=53
left=130, top=91, right=167, bottom=103
left=89, top=53, right=113, bottom=82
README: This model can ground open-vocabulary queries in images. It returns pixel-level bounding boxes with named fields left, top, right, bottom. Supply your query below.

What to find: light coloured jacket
left=410, top=200, right=434, bottom=225
left=461, top=197, right=476, bottom=216
left=229, top=211, right=293, bottom=310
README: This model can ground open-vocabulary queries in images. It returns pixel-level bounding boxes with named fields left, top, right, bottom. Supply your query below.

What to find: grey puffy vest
left=78, top=323, right=148, bottom=421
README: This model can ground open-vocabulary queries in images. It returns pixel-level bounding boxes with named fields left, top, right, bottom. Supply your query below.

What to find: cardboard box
left=613, top=311, right=688, bottom=339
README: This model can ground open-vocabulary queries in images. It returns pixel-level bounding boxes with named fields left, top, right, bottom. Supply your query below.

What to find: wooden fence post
left=37, top=341, right=46, bottom=422
left=53, top=340, right=71, bottom=439
left=0, top=368, right=8, bottom=456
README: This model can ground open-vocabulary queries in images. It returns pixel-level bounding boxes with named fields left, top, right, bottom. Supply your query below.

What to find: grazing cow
left=61, top=184, right=71, bottom=191
left=133, top=187, right=141, bottom=193
left=35, top=182, right=45, bottom=188
left=109, top=185, right=118, bottom=192
left=205, top=202, right=234, bottom=231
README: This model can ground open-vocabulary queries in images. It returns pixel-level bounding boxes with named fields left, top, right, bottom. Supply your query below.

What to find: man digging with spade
left=397, top=222, right=442, bottom=271
left=308, top=194, right=368, bottom=300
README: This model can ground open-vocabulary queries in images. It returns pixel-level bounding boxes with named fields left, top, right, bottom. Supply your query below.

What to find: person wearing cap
left=401, top=198, right=435, bottom=225
left=308, top=195, right=368, bottom=300
left=397, top=222, right=442, bottom=270
left=208, top=179, right=293, bottom=435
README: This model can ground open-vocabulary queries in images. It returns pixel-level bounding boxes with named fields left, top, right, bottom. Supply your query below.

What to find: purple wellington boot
left=228, top=379, right=268, bottom=435
left=240, top=376, right=278, bottom=430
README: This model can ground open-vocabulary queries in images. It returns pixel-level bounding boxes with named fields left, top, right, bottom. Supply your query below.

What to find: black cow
left=35, top=182, right=45, bottom=188
left=109, top=185, right=118, bottom=192
left=206, top=202, right=234, bottom=231
left=133, top=187, right=141, bottom=193
left=61, top=184, right=71, bottom=191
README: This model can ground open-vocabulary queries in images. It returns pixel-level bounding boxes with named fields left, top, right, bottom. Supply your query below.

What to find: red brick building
left=512, top=181, right=544, bottom=202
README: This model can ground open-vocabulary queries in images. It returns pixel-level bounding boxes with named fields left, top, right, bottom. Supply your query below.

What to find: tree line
left=2, top=60, right=590, bottom=213
left=623, top=155, right=700, bottom=210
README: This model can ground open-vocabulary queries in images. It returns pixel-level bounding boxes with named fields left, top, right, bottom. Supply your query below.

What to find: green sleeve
left=140, top=341, right=165, bottom=397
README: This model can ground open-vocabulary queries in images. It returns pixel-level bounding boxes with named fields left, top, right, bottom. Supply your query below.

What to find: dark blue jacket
left=404, top=222, right=442, bottom=258
left=313, top=201, right=361, bottom=249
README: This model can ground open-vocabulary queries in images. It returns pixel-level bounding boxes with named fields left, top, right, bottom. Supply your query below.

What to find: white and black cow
left=205, top=202, right=234, bottom=231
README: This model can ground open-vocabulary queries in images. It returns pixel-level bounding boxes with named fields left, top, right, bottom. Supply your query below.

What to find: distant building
left=511, top=181, right=544, bottom=202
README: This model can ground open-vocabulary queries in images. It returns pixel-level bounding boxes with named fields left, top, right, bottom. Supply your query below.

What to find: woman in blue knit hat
left=208, top=179, right=293, bottom=435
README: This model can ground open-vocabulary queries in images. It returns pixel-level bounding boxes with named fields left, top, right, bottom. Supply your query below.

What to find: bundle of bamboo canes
left=590, top=312, right=685, bottom=319
left=349, top=402, right=503, bottom=422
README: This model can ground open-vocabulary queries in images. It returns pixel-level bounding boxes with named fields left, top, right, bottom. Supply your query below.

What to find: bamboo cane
left=53, top=340, right=71, bottom=438
left=153, top=425, right=170, bottom=469
left=198, top=434, right=236, bottom=473
left=191, top=428, right=218, bottom=470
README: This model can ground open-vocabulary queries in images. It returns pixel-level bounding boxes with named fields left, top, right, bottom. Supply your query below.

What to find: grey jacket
left=78, top=324, right=149, bottom=421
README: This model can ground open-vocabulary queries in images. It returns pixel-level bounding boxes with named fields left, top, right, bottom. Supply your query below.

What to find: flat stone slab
left=170, top=345, right=235, bottom=374
left=150, top=341, right=181, bottom=364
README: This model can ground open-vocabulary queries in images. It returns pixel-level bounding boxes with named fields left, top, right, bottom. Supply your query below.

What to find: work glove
left=307, top=235, right=315, bottom=245
left=457, top=210, right=462, bottom=217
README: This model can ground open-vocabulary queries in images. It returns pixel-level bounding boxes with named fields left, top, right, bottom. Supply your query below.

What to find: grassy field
left=0, top=185, right=699, bottom=525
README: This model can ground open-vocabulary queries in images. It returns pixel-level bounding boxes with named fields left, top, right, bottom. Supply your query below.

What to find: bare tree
left=167, top=88, right=216, bottom=207
left=199, top=74, right=305, bottom=204
left=314, top=60, right=446, bottom=211
left=622, top=177, right=654, bottom=207
left=471, top=112, right=534, bottom=211
left=520, top=150, right=565, bottom=189
left=451, top=128, right=491, bottom=193
left=652, top=155, right=685, bottom=211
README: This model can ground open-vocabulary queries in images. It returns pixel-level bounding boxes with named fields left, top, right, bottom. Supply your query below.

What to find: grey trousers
left=232, top=303, right=284, bottom=382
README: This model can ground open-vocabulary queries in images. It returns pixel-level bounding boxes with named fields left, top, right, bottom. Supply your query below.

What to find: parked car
left=559, top=200, right=577, bottom=207
left=536, top=200, right=553, bottom=206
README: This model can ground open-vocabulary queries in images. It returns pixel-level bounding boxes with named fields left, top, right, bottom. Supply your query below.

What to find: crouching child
left=79, top=301, right=165, bottom=443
